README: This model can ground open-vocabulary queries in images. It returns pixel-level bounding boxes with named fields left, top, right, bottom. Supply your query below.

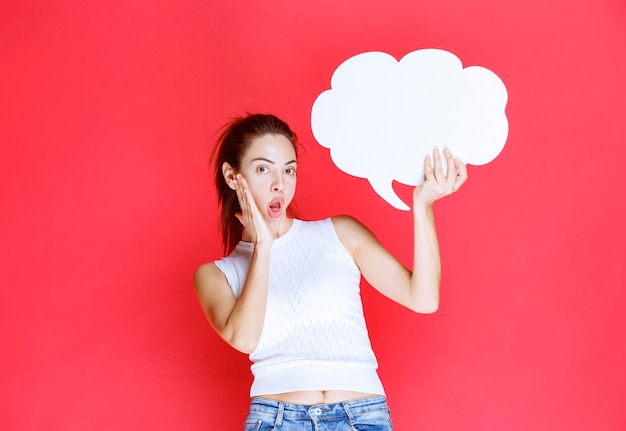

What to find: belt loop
left=274, top=401, right=285, bottom=427
left=342, top=400, right=356, bottom=426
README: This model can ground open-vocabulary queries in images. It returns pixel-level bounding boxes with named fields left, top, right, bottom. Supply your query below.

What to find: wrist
left=412, top=200, right=434, bottom=214
left=253, top=239, right=273, bottom=253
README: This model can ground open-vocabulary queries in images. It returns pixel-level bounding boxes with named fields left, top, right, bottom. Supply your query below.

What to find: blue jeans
left=244, top=396, right=393, bottom=430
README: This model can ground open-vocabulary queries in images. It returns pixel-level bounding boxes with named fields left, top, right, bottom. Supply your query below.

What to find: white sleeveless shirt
left=214, top=218, right=385, bottom=397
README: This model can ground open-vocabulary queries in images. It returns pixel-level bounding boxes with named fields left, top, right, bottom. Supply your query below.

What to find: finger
left=433, top=149, right=444, bottom=183
left=453, top=160, right=468, bottom=191
left=237, top=175, right=263, bottom=225
left=443, top=148, right=457, bottom=189
left=232, top=178, right=242, bottom=203
left=237, top=175, right=251, bottom=202
left=233, top=177, right=246, bottom=210
left=424, top=155, right=434, bottom=182
left=235, top=176, right=253, bottom=222
left=239, top=177, right=257, bottom=210
left=234, top=188, right=248, bottom=227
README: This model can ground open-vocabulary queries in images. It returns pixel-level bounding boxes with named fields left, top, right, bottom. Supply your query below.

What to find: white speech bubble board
left=311, top=49, right=509, bottom=210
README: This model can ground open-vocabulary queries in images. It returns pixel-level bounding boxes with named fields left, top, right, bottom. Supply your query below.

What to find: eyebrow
left=251, top=158, right=297, bottom=165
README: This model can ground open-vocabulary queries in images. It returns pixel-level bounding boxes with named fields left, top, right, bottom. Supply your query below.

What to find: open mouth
left=268, top=198, right=284, bottom=218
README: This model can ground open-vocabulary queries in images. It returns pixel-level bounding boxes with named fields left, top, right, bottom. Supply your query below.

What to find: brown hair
left=211, top=113, right=298, bottom=254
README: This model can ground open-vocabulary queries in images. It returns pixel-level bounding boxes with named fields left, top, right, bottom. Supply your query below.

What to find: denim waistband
left=248, top=395, right=389, bottom=420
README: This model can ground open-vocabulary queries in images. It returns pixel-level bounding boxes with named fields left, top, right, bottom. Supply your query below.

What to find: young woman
left=194, top=113, right=467, bottom=430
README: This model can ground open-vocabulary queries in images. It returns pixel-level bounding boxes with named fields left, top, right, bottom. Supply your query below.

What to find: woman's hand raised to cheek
left=233, top=174, right=274, bottom=249
left=413, top=148, right=468, bottom=207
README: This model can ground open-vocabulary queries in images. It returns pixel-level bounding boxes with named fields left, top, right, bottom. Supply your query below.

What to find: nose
left=272, top=174, right=285, bottom=192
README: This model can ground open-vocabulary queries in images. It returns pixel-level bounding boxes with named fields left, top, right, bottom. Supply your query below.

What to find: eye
left=285, top=167, right=296, bottom=176
left=256, top=165, right=269, bottom=174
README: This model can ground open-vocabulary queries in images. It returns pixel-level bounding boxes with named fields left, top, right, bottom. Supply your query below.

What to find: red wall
left=2, top=1, right=625, bottom=429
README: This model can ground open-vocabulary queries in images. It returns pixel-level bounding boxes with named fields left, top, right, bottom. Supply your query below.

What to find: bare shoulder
left=193, top=261, right=233, bottom=303
left=331, top=215, right=378, bottom=254
left=193, top=261, right=225, bottom=291
left=331, top=214, right=363, bottom=237
left=331, top=214, right=376, bottom=235
left=193, top=261, right=237, bottom=330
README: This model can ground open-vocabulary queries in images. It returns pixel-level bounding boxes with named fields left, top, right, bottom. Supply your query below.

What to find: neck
left=242, top=217, right=293, bottom=242
left=270, top=216, right=293, bottom=239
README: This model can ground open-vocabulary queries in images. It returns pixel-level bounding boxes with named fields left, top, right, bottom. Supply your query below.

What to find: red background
left=2, top=0, right=625, bottom=429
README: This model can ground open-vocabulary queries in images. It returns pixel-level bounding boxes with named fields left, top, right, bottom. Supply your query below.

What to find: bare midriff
left=256, top=390, right=379, bottom=405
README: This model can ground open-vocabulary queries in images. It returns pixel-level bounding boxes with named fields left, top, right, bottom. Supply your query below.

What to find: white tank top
left=214, top=218, right=385, bottom=397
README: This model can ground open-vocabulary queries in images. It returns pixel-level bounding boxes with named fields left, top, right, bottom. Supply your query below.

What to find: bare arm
left=194, top=174, right=274, bottom=354
left=194, top=245, right=270, bottom=354
left=334, top=148, right=467, bottom=314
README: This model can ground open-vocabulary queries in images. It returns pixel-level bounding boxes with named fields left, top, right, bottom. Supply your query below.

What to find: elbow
left=414, top=301, right=439, bottom=314
left=410, top=294, right=440, bottom=314
left=227, top=333, right=259, bottom=354
left=410, top=279, right=440, bottom=314
left=218, top=314, right=263, bottom=354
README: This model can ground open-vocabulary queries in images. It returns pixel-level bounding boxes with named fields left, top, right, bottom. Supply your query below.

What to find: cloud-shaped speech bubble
left=311, top=49, right=508, bottom=210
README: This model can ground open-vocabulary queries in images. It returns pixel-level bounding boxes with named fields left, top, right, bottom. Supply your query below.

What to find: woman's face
left=237, top=133, right=297, bottom=222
